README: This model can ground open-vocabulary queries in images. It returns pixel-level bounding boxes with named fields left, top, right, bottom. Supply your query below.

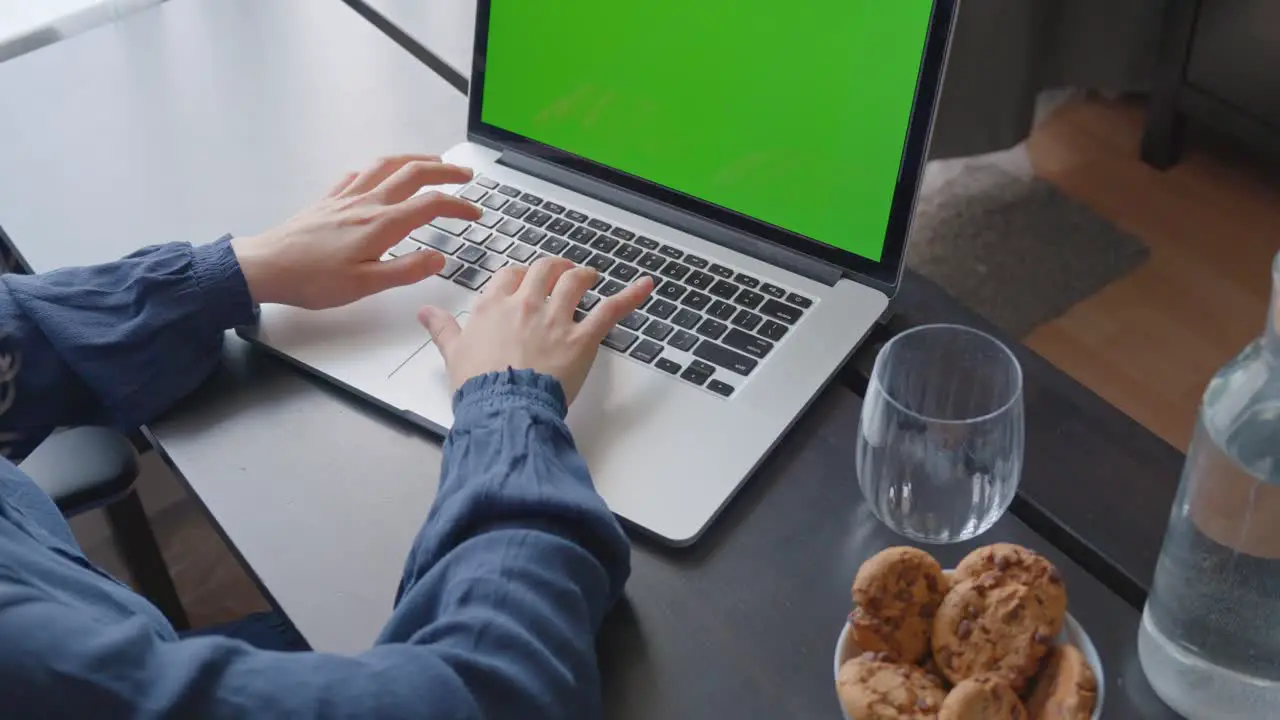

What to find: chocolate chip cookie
left=1026, top=644, right=1097, bottom=720
left=836, top=654, right=947, bottom=720
left=852, top=547, right=950, bottom=663
left=931, top=573, right=1059, bottom=691
left=939, top=675, right=1028, bottom=720
left=954, top=543, right=1068, bottom=627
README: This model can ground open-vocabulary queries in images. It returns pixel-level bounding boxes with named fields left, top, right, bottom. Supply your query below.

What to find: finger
left=518, top=256, right=575, bottom=302
left=373, top=161, right=475, bottom=204
left=547, top=266, right=601, bottom=318
left=381, top=191, right=482, bottom=239
left=339, top=154, right=442, bottom=197
left=580, top=275, right=655, bottom=339
left=325, top=171, right=359, bottom=198
left=483, top=264, right=528, bottom=297
left=417, top=305, right=462, bottom=360
left=357, top=250, right=447, bottom=296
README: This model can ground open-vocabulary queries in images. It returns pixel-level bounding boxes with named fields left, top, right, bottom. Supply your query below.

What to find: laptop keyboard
left=385, top=176, right=815, bottom=399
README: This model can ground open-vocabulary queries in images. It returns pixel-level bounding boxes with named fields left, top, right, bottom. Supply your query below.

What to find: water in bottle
left=1138, top=253, right=1280, bottom=719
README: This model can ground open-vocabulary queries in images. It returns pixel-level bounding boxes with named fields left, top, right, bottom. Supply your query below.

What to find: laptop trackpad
left=385, top=311, right=470, bottom=429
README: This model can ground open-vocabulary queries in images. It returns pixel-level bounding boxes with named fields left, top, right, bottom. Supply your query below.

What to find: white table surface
left=0, top=0, right=466, bottom=653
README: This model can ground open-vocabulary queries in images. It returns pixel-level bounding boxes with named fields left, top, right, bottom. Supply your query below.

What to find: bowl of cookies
left=833, top=543, right=1102, bottom=719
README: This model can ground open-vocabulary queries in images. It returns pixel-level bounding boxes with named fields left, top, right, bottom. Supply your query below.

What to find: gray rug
left=906, top=164, right=1149, bottom=338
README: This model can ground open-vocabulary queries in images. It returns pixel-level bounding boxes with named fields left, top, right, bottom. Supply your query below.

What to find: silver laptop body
left=241, top=1, right=957, bottom=545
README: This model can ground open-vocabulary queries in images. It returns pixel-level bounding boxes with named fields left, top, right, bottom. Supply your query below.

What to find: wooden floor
left=1026, top=98, right=1280, bottom=450
left=76, top=96, right=1280, bottom=630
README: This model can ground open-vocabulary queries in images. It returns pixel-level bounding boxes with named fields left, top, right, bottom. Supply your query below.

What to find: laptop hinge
left=498, top=151, right=844, bottom=287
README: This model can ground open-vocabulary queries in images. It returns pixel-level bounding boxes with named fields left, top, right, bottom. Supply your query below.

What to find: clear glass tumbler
left=857, top=324, right=1024, bottom=543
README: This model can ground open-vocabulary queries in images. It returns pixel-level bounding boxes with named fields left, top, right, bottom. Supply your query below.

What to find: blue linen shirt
left=0, top=237, right=630, bottom=718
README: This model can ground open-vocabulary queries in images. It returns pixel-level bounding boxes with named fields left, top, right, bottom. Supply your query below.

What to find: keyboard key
left=532, top=252, right=550, bottom=263
left=681, top=254, right=707, bottom=269
left=437, top=257, right=463, bottom=279
left=568, top=225, right=597, bottom=243
left=630, top=339, right=663, bottom=363
left=477, top=210, right=503, bottom=228
left=598, top=279, right=628, bottom=297
left=657, top=283, right=687, bottom=302
left=646, top=299, right=677, bottom=319
left=733, top=273, right=759, bottom=289
left=655, top=357, right=682, bottom=375
left=758, top=319, right=788, bottom=341
left=589, top=235, right=620, bottom=253
left=635, top=273, right=663, bottom=293
left=659, top=261, right=690, bottom=282
left=669, top=329, right=698, bottom=351
left=709, top=279, right=739, bottom=300
left=542, top=236, right=569, bottom=255
left=507, top=243, right=536, bottom=263
left=485, top=234, right=514, bottom=253
left=414, top=229, right=463, bottom=254
left=565, top=209, right=589, bottom=223
left=463, top=226, right=491, bottom=245
left=681, top=291, right=711, bottom=312
left=735, top=288, right=765, bottom=310
left=658, top=245, right=684, bottom=260
left=475, top=176, right=499, bottom=189
left=638, top=252, right=666, bottom=271
left=586, top=253, right=616, bottom=273
left=587, top=218, right=612, bottom=232
left=635, top=236, right=660, bottom=250
left=563, top=244, right=592, bottom=263
left=696, top=318, right=728, bottom=341
left=459, top=185, right=487, bottom=202
left=609, top=263, right=639, bottom=282
left=479, top=253, right=508, bottom=272
left=708, top=263, right=734, bottom=279
left=693, top=340, right=758, bottom=376
left=687, top=270, right=714, bottom=290
left=619, top=311, right=648, bottom=331
left=760, top=298, right=803, bottom=324
left=543, top=201, right=566, bottom=215
left=610, top=227, right=635, bottom=241
left=481, top=194, right=508, bottom=211
left=613, top=243, right=643, bottom=262
left=707, top=379, right=735, bottom=398
left=785, top=292, right=813, bottom=309
left=577, top=292, right=600, bottom=311
left=519, top=192, right=543, bottom=206
left=430, top=216, right=471, bottom=235
left=525, top=210, right=553, bottom=228
left=497, top=184, right=521, bottom=198
left=638, top=296, right=652, bottom=310
left=602, top=327, right=638, bottom=352
left=761, top=283, right=786, bottom=299
left=519, top=227, right=547, bottom=247
left=680, top=364, right=711, bottom=386
left=547, top=218, right=574, bottom=235
left=457, top=245, right=486, bottom=264
left=707, top=300, right=736, bottom=321
left=497, top=218, right=524, bottom=237
left=723, top=327, right=774, bottom=358
left=573, top=309, right=587, bottom=323
left=672, top=308, right=700, bottom=329
left=642, top=319, right=674, bottom=341
left=731, top=308, right=763, bottom=331
left=502, top=201, right=530, bottom=219
left=386, top=238, right=421, bottom=257
left=453, top=265, right=490, bottom=290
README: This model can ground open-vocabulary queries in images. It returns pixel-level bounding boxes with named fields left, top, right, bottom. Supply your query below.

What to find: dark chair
left=19, top=426, right=190, bottom=630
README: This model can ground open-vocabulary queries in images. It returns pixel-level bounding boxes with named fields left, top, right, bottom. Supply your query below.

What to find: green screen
left=481, top=1, right=933, bottom=262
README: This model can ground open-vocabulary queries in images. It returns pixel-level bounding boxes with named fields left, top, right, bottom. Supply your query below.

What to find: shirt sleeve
left=0, top=236, right=255, bottom=458
left=0, top=371, right=631, bottom=719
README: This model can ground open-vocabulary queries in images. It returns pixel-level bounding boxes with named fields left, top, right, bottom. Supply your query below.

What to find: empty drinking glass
left=857, top=324, right=1024, bottom=543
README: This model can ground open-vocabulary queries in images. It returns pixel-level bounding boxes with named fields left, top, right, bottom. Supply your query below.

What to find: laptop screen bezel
left=466, top=1, right=956, bottom=289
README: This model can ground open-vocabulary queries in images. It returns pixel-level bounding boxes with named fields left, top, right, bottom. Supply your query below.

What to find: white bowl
left=832, top=580, right=1104, bottom=719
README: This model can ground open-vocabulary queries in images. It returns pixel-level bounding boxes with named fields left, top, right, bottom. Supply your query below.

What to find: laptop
left=240, top=0, right=956, bottom=545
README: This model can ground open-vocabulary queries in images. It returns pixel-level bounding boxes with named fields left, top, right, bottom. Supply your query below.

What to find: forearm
left=0, top=237, right=254, bottom=456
